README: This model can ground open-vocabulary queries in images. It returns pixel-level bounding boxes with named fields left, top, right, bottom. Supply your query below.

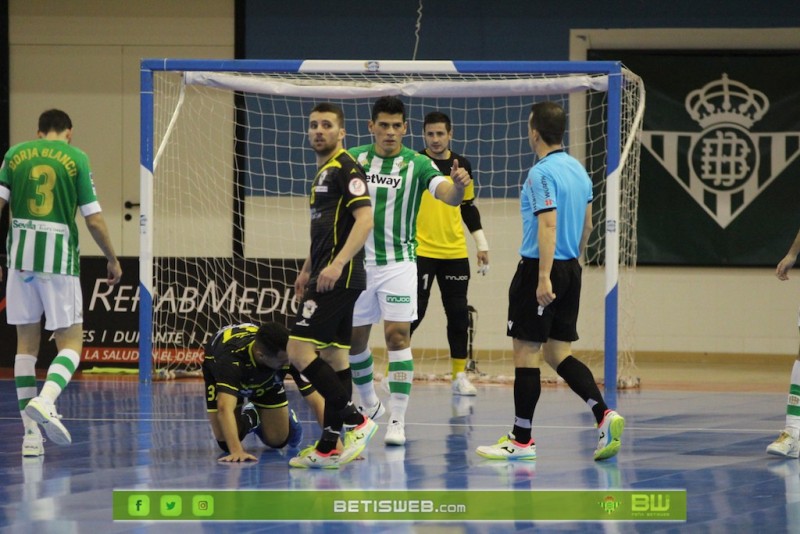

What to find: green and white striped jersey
left=0, top=139, right=100, bottom=276
left=348, top=144, right=445, bottom=266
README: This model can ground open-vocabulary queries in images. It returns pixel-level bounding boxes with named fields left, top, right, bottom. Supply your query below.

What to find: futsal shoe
left=594, top=410, right=625, bottom=461
left=384, top=420, right=407, bottom=446
left=451, top=372, right=478, bottom=396
left=22, top=428, right=44, bottom=457
left=287, top=409, right=304, bottom=448
left=358, top=400, right=386, bottom=420
left=767, top=428, right=800, bottom=459
left=25, top=397, right=71, bottom=445
left=289, top=443, right=341, bottom=469
left=339, top=416, right=379, bottom=463
left=476, top=434, right=537, bottom=461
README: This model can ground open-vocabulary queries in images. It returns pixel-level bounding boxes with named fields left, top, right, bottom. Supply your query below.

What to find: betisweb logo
left=642, top=73, right=800, bottom=228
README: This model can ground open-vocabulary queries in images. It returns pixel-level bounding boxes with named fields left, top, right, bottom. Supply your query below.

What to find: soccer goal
left=139, top=59, right=644, bottom=396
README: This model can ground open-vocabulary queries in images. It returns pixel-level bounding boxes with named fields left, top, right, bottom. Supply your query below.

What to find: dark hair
left=529, top=102, right=566, bottom=145
left=423, top=111, right=452, bottom=132
left=38, top=109, right=73, bottom=135
left=257, top=322, right=290, bottom=353
left=310, top=102, right=345, bottom=127
left=371, top=96, right=405, bottom=122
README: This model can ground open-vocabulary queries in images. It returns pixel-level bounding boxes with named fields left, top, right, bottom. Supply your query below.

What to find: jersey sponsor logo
left=314, top=186, right=329, bottom=193
left=365, top=173, right=402, bottom=189
left=444, top=275, right=469, bottom=281
left=348, top=177, right=366, bottom=196
left=385, top=295, right=411, bottom=304
left=301, top=299, right=318, bottom=319
left=642, top=73, right=800, bottom=228
left=11, top=218, right=68, bottom=235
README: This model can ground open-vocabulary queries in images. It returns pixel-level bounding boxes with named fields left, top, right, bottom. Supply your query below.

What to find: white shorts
left=353, top=262, right=418, bottom=327
left=5, top=270, right=83, bottom=330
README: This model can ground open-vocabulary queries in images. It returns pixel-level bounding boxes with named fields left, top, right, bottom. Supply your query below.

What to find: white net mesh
left=145, top=63, right=643, bottom=386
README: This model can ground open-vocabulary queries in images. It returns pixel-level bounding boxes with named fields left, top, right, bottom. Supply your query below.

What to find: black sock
left=335, top=368, right=363, bottom=426
left=300, top=357, right=351, bottom=412
left=556, top=355, right=608, bottom=424
left=238, top=405, right=259, bottom=440
left=316, top=428, right=340, bottom=454
left=512, top=367, right=541, bottom=444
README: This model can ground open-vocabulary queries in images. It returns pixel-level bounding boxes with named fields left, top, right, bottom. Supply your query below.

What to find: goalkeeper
left=202, top=322, right=324, bottom=462
left=412, top=111, right=489, bottom=396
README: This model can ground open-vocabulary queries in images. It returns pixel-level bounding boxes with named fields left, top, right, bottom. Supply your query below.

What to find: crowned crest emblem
left=642, top=73, right=800, bottom=228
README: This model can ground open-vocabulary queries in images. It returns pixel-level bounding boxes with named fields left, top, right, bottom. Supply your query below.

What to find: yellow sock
left=451, top=358, right=467, bottom=380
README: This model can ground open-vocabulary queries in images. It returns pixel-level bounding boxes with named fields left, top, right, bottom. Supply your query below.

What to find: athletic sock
left=350, top=349, right=380, bottom=408
left=40, top=349, right=80, bottom=403
left=301, top=357, right=362, bottom=429
left=238, top=406, right=259, bottom=440
left=14, top=354, right=38, bottom=430
left=300, top=357, right=351, bottom=412
left=786, top=359, right=800, bottom=429
left=336, top=368, right=363, bottom=426
left=512, top=367, right=540, bottom=444
left=451, top=357, right=467, bottom=381
left=387, top=348, right=414, bottom=423
left=556, top=355, right=609, bottom=424
left=316, top=428, right=340, bottom=454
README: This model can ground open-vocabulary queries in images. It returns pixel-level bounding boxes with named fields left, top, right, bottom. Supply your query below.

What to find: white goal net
left=140, top=60, right=644, bottom=388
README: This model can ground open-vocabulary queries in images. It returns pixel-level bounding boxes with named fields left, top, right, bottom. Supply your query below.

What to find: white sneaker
left=357, top=400, right=386, bottom=420
left=289, top=443, right=341, bottom=469
left=339, top=416, right=379, bottom=464
left=22, top=428, right=44, bottom=457
left=25, top=397, right=72, bottom=445
left=476, top=434, right=537, bottom=461
left=385, top=420, right=406, bottom=446
left=767, top=428, right=800, bottom=458
left=452, top=372, right=477, bottom=396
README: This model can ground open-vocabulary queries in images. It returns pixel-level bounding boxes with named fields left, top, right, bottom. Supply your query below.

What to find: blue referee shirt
left=519, top=150, right=593, bottom=260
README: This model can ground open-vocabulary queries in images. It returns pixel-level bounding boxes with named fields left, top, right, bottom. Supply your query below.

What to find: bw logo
left=642, top=73, right=800, bottom=228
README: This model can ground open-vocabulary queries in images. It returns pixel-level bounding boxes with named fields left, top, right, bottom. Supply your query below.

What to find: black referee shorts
left=506, top=257, right=581, bottom=343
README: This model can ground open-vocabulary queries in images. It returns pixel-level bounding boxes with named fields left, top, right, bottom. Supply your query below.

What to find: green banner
left=590, top=50, right=800, bottom=266
left=113, top=489, right=686, bottom=522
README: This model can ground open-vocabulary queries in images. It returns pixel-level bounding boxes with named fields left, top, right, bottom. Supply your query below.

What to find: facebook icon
left=128, top=495, right=150, bottom=516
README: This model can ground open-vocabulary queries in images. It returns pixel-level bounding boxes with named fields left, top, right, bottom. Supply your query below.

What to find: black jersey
left=308, top=148, right=371, bottom=290
left=202, top=323, right=279, bottom=399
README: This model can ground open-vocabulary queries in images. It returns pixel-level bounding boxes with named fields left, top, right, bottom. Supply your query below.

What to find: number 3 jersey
left=0, top=139, right=100, bottom=276
left=202, top=324, right=281, bottom=400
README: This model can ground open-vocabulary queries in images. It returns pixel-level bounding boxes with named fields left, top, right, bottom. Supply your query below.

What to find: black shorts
left=506, top=257, right=581, bottom=343
left=290, top=286, right=362, bottom=349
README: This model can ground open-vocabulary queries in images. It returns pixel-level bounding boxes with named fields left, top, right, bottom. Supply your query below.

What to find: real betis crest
left=642, top=73, right=800, bottom=228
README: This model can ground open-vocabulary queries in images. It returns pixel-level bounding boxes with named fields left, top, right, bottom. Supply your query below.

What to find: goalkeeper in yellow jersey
left=411, top=111, right=490, bottom=396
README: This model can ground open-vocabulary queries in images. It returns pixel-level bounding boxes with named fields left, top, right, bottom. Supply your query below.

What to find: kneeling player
left=203, top=322, right=324, bottom=462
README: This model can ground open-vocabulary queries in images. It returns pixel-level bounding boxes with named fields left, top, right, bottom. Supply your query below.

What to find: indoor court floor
left=0, top=363, right=797, bottom=533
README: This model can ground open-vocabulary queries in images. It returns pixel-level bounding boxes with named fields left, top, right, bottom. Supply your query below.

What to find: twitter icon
left=160, top=495, right=182, bottom=516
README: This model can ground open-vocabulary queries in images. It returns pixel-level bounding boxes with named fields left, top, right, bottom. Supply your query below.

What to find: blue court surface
left=0, top=375, right=796, bottom=533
